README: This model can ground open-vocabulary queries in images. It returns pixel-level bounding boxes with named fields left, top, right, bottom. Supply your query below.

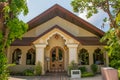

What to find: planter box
left=71, top=70, right=81, bottom=78
left=101, top=67, right=119, bottom=80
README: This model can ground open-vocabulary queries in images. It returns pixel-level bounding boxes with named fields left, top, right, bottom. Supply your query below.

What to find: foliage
left=78, top=66, right=87, bottom=73
left=107, top=41, right=120, bottom=69
left=71, top=0, right=120, bottom=69
left=67, top=61, right=78, bottom=76
left=23, top=69, right=34, bottom=76
left=78, top=48, right=89, bottom=65
left=71, top=0, right=120, bottom=23
left=90, top=64, right=98, bottom=74
left=34, top=61, right=42, bottom=76
left=0, top=52, right=9, bottom=80
left=93, top=48, right=104, bottom=65
left=117, top=70, right=120, bottom=80
left=0, top=0, right=28, bottom=79
left=81, top=72, right=94, bottom=77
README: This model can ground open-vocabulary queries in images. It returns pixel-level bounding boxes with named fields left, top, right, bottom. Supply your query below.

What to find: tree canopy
left=71, top=0, right=120, bottom=69
left=0, top=0, right=28, bottom=79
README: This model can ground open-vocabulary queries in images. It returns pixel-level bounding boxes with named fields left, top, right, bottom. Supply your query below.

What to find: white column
left=35, top=44, right=46, bottom=75
left=22, top=49, right=28, bottom=65
left=67, top=44, right=79, bottom=64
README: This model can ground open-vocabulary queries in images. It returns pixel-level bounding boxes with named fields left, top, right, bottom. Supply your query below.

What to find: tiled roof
left=11, top=37, right=36, bottom=46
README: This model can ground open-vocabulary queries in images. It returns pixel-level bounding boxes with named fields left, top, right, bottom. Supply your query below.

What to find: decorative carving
left=54, top=34, right=59, bottom=39
left=46, top=45, right=50, bottom=50
left=64, top=45, right=68, bottom=50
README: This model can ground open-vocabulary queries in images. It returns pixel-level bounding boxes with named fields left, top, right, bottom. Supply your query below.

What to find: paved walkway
left=9, top=75, right=102, bottom=80
left=9, top=73, right=102, bottom=80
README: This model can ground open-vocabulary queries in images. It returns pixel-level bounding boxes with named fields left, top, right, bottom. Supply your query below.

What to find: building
left=8, top=4, right=108, bottom=75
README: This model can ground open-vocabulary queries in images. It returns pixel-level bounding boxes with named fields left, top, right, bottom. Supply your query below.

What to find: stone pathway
left=9, top=75, right=102, bottom=80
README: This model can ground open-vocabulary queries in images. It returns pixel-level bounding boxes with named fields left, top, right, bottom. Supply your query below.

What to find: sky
left=19, top=0, right=109, bottom=32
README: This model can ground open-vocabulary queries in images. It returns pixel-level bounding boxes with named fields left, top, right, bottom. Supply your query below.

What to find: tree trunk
left=0, top=2, right=9, bottom=55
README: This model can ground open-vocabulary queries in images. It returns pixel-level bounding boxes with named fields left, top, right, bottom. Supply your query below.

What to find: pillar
left=35, top=44, right=46, bottom=75
left=67, top=43, right=79, bottom=64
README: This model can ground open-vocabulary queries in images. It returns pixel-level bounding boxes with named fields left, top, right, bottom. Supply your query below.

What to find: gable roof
left=11, top=25, right=105, bottom=46
left=27, top=4, right=104, bottom=37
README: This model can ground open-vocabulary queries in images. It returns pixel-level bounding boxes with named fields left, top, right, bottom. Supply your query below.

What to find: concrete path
left=9, top=74, right=102, bottom=80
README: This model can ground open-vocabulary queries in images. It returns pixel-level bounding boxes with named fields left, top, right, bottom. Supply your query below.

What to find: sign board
left=71, top=70, right=81, bottom=78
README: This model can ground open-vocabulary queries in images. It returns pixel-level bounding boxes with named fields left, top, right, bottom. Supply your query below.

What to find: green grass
left=81, top=72, right=94, bottom=77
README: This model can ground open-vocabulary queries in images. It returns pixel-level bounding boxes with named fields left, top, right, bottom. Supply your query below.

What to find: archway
left=50, top=46, right=64, bottom=72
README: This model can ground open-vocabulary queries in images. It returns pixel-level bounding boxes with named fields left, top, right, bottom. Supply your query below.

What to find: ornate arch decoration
left=78, top=48, right=89, bottom=65
left=26, top=48, right=36, bottom=65
left=46, top=31, right=68, bottom=45
left=12, top=48, right=22, bottom=65
left=93, top=48, right=104, bottom=65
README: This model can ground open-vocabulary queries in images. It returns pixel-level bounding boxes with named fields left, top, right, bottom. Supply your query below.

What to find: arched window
left=12, top=48, right=22, bottom=65
left=26, top=48, right=35, bottom=65
left=93, top=48, right=104, bottom=65
left=78, top=48, right=89, bottom=65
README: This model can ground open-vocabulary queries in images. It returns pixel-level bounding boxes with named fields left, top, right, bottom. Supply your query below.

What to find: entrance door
left=50, top=47, right=64, bottom=72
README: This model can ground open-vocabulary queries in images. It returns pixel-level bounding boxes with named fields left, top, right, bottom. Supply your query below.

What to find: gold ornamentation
left=55, top=34, right=59, bottom=39
left=64, top=45, right=68, bottom=50
left=46, top=45, right=50, bottom=50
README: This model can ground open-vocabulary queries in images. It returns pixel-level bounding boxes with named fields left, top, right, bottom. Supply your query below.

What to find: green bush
left=68, top=65, right=73, bottom=76
left=118, top=69, right=120, bottom=79
left=23, top=69, right=34, bottom=76
left=81, top=72, right=94, bottom=77
left=0, top=52, right=9, bottom=80
left=90, top=64, right=98, bottom=74
left=34, top=61, right=42, bottom=76
left=68, top=61, right=78, bottom=76
left=78, top=66, right=87, bottom=73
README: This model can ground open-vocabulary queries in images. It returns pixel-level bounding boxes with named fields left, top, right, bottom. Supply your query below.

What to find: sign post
left=71, top=70, right=81, bottom=78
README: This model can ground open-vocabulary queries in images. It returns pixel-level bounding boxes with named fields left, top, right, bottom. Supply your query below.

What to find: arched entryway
left=34, top=28, right=79, bottom=74
left=50, top=46, right=64, bottom=72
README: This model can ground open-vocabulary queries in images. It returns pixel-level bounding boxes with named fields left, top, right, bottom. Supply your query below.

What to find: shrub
left=118, top=69, right=120, bottom=79
left=90, top=64, right=98, bottom=74
left=34, top=61, right=42, bottom=76
left=78, top=66, right=87, bottom=73
left=68, top=61, right=78, bottom=76
left=81, top=72, right=94, bottom=77
left=23, top=69, right=34, bottom=76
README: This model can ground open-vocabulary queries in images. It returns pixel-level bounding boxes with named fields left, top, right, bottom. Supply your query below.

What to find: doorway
left=50, top=47, right=64, bottom=72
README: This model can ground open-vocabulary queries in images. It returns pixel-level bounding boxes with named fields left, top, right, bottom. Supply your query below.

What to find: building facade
left=7, top=4, right=108, bottom=75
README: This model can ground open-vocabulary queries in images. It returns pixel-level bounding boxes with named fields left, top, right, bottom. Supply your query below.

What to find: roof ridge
left=27, top=4, right=104, bottom=37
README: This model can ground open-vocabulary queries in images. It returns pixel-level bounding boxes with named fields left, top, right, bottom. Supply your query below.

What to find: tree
left=71, top=0, right=120, bottom=69
left=0, top=0, right=28, bottom=79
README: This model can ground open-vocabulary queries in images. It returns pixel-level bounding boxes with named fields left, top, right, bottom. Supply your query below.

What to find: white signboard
left=71, top=70, right=81, bottom=78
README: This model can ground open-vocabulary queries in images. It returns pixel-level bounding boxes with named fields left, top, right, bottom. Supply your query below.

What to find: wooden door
left=50, top=47, right=64, bottom=72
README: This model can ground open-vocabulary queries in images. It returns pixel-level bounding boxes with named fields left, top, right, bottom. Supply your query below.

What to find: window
left=93, top=48, right=104, bottom=65
left=78, top=48, right=89, bottom=65
left=12, top=48, right=22, bottom=65
left=26, top=48, right=35, bottom=65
